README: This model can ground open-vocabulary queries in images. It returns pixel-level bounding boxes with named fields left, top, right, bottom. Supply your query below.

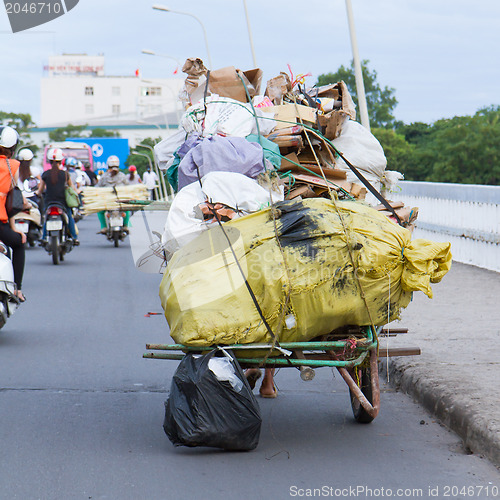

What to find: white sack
left=181, top=95, right=275, bottom=138
left=332, top=120, right=388, bottom=205
left=162, top=171, right=284, bottom=257
left=154, top=129, right=187, bottom=171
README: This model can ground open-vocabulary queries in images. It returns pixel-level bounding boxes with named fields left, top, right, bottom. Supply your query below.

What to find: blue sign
left=68, top=137, right=129, bottom=172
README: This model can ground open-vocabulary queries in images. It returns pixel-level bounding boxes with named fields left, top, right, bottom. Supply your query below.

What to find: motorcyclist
left=74, top=160, right=91, bottom=208
left=17, top=148, right=43, bottom=214
left=127, top=165, right=142, bottom=185
left=0, top=126, right=30, bottom=302
left=84, top=162, right=98, bottom=186
left=64, top=157, right=78, bottom=187
left=36, top=148, right=79, bottom=246
left=96, top=155, right=130, bottom=234
left=75, top=161, right=91, bottom=189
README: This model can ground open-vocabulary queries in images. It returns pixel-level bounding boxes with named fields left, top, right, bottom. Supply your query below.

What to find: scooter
left=0, top=241, right=20, bottom=330
left=12, top=176, right=43, bottom=247
left=42, top=202, right=76, bottom=265
left=12, top=200, right=42, bottom=247
left=102, top=210, right=128, bottom=247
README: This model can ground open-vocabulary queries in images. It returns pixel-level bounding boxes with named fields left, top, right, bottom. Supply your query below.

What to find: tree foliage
left=379, top=106, right=500, bottom=185
left=371, top=128, right=413, bottom=174
left=49, top=124, right=87, bottom=142
left=125, top=137, right=162, bottom=178
left=48, top=125, right=120, bottom=142
left=89, top=128, right=120, bottom=138
left=317, top=60, right=398, bottom=129
left=0, top=111, right=38, bottom=153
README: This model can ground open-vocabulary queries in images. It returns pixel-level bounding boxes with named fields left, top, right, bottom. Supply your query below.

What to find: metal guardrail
left=396, top=181, right=500, bottom=272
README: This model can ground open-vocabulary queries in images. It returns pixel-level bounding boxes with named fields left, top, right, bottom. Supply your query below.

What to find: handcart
left=144, top=324, right=419, bottom=423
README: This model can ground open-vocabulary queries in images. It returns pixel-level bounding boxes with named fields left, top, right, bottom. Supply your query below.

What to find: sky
left=1, top=0, right=499, bottom=127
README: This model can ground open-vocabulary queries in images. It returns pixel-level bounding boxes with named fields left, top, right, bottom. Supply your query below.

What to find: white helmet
left=48, top=148, right=64, bottom=162
left=107, top=155, right=120, bottom=168
left=18, top=148, right=34, bottom=161
left=0, top=126, right=20, bottom=151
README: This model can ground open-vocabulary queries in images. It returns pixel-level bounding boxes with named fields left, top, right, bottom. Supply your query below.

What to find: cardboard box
left=188, top=66, right=263, bottom=104
left=266, top=103, right=319, bottom=130
left=317, top=81, right=357, bottom=140
left=265, top=73, right=291, bottom=105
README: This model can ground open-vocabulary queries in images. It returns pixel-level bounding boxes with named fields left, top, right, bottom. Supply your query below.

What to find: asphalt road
left=0, top=215, right=498, bottom=500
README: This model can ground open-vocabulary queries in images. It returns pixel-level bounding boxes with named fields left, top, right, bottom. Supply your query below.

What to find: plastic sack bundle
left=181, top=95, right=275, bottom=138
left=177, top=135, right=266, bottom=190
left=331, top=120, right=403, bottom=205
left=163, top=349, right=262, bottom=451
left=160, top=198, right=452, bottom=347
left=162, top=170, right=284, bottom=257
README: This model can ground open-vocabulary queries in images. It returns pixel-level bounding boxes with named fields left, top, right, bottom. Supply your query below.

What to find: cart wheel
left=349, top=364, right=374, bottom=424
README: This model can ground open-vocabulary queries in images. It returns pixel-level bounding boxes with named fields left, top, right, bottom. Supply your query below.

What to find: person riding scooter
left=96, top=156, right=130, bottom=234
left=0, top=126, right=30, bottom=302
left=17, top=148, right=43, bottom=214
left=36, top=148, right=79, bottom=246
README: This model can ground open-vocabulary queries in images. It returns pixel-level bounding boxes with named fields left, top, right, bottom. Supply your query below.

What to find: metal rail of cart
left=144, top=325, right=420, bottom=423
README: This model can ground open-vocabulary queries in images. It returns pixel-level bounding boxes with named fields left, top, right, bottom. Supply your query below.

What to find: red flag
left=135, top=68, right=140, bottom=77
left=173, top=67, right=178, bottom=75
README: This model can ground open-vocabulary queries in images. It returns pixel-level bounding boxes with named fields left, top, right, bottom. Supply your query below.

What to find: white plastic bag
left=208, top=357, right=243, bottom=393
left=181, top=95, right=275, bottom=138
left=332, top=119, right=388, bottom=205
left=161, top=181, right=206, bottom=257
left=154, top=129, right=187, bottom=171
left=162, top=171, right=284, bottom=256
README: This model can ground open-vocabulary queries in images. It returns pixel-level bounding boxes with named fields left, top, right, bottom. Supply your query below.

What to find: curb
left=379, top=359, right=500, bottom=468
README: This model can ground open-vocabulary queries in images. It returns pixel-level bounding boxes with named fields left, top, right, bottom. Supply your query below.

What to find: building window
left=85, top=104, right=94, bottom=114
left=112, top=86, right=121, bottom=96
left=141, top=86, right=162, bottom=97
left=85, top=86, right=94, bottom=96
left=112, top=104, right=121, bottom=115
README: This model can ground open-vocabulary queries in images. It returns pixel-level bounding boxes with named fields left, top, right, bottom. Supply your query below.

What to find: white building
left=35, top=54, right=184, bottom=148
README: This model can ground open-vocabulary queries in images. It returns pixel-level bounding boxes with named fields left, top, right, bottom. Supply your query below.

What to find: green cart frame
left=144, top=325, right=419, bottom=423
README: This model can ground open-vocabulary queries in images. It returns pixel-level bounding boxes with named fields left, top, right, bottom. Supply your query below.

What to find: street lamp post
left=131, top=151, right=161, bottom=201
left=137, top=142, right=172, bottom=197
left=152, top=4, right=213, bottom=68
left=142, top=49, right=182, bottom=69
left=345, top=0, right=370, bottom=131
left=242, top=0, right=257, bottom=67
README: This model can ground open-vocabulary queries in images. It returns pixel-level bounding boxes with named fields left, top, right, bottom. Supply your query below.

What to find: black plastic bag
left=163, top=349, right=262, bottom=451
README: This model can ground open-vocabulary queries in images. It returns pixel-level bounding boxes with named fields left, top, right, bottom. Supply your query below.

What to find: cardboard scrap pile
left=155, top=59, right=418, bottom=256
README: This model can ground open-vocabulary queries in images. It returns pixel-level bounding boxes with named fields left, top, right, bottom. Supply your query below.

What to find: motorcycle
left=102, top=210, right=128, bottom=247
left=12, top=177, right=43, bottom=247
left=42, top=202, right=76, bottom=265
left=12, top=199, right=42, bottom=247
left=0, top=241, right=20, bottom=330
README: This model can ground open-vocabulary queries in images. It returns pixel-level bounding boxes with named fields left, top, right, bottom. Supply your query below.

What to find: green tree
left=393, top=106, right=500, bottom=184
left=89, top=128, right=120, bottom=138
left=317, top=60, right=398, bottom=129
left=395, top=121, right=432, bottom=146
left=48, top=124, right=87, bottom=142
left=0, top=111, right=38, bottom=153
left=424, top=107, right=500, bottom=185
left=126, top=137, right=162, bottom=178
left=371, top=128, right=413, bottom=176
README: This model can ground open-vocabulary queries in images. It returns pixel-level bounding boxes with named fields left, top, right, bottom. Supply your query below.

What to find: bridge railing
left=395, top=181, right=500, bottom=273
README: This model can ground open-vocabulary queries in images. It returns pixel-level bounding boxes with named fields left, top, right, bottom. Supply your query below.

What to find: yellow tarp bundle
left=160, top=198, right=451, bottom=347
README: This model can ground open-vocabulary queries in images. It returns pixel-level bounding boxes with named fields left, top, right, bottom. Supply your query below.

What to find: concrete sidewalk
left=380, top=261, right=500, bottom=467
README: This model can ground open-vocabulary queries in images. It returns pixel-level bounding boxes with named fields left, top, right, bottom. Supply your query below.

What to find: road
left=0, top=214, right=498, bottom=500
